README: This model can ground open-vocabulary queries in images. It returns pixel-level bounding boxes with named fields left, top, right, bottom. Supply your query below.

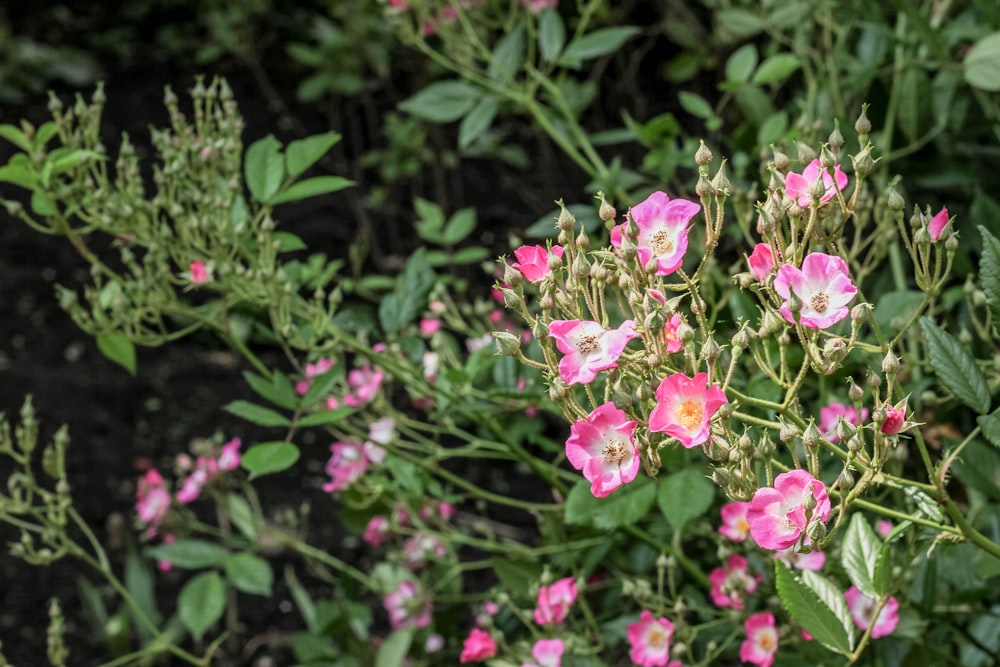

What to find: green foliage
left=775, top=562, right=855, bottom=656
left=178, top=572, right=226, bottom=641
left=241, top=441, right=301, bottom=479
left=919, top=318, right=992, bottom=414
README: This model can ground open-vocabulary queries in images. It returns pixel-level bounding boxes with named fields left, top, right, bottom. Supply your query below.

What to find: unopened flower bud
left=836, top=417, right=856, bottom=442
left=711, top=468, right=730, bottom=487
left=502, top=263, right=523, bottom=287
left=855, top=106, right=872, bottom=137
left=819, top=145, right=836, bottom=169
left=712, top=162, right=731, bottom=195
left=848, top=380, right=864, bottom=403
left=572, top=252, right=589, bottom=279
left=808, top=172, right=828, bottom=201
left=717, top=402, right=734, bottom=419
left=887, top=188, right=905, bottom=211
left=772, top=149, right=790, bottom=171
left=828, top=123, right=845, bottom=152
left=695, top=172, right=712, bottom=197
left=779, top=421, right=800, bottom=443
left=914, top=226, right=931, bottom=247
left=806, top=520, right=827, bottom=542
left=531, top=319, right=548, bottom=340
left=797, top=142, right=817, bottom=164
left=757, top=435, right=776, bottom=459
left=548, top=378, right=568, bottom=402
left=695, top=140, right=713, bottom=166
left=802, top=422, right=822, bottom=447
left=700, top=336, right=721, bottom=363
left=732, top=328, right=751, bottom=349
left=866, top=369, right=882, bottom=390
left=556, top=201, right=576, bottom=231
left=498, top=287, right=522, bottom=309
left=945, top=234, right=960, bottom=252
left=492, top=331, right=521, bottom=356
left=881, top=349, right=900, bottom=376
left=728, top=447, right=743, bottom=464
left=677, top=321, right=695, bottom=344
left=853, top=146, right=875, bottom=178
left=707, top=436, right=730, bottom=461
left=738, top=433, right=753, bottom=451
left=837, top=469, right=855, bottom=490
left=850, top=303, right=870, bottom=325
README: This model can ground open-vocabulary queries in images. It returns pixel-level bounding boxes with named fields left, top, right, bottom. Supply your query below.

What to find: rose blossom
left=511, top=244, right=564, bottom=282
left=460, top=628, right=497, bottom=663
left=719, top=500, right=752, bottom=542
left=216, top=437, right=242, bottom=471
left=136, top=469, right=171, bottom=532
left=383, top=580, right=431, bottom=629
left=363, top=515, right=390, bottom=547
left=747, top=243, right=774, bottom=282
left=775, top=542, right=826, bottom=571
left=784, top=158, right=848, bottom=207
left=928, top=207, right=950, bottom=241
left=880, top=396, right=914, bottom=435
left=774, top=252, right=857, bottom=329
left=521, top=638, right=564, bottom=667
left=565, top=402, right=640, bottom=498
left=322, top=441, right=370, bottom=492
left=627, top=610, right=675, bottom=667
left=819, top=402, right=868, bottom=442
left=648, top=372, right=728, bottom=448
left=548, top=319, right=638, bottom=385
left=844, top=586, right=899, bottom=638
left=534, top=577, right=578, bottom=625
left=189, top=261, right=210, bottom=285
left=708, top=554, right=760, bottom=610
left=661, top=313, right=684, bottom=354
left=611, top=191, right=700, bottom=276
left=747, top=469, right=831, bottom=551
left=740, top=612, right=779, bottom=667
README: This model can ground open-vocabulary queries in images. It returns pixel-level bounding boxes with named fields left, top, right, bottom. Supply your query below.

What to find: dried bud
left=695, top=140, right=713, bottom=166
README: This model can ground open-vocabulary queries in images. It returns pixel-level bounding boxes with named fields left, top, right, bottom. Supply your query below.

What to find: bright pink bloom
left=627, top=610, right=675, bottom=667
left=784, top=159, right=848, bottom=207
left=402, top=533, right=447, bottom=569
left=880, top=397, right=912, bottom=435
left=776, top=543, right=826, bottom=571
left=136, top=469, right=171, bottom=531
left=175, top=456, right=217, bottom=504
left=363, top=515, right=390, bottom=547
left=648, top=372, right=728, bottom=448
left=719, top=501, right=752, bottom=542
left=512, top=245, right=564, bottom=282
left=709, top=554, right=760, bottom=610
left=419, top=318, right=441, bottom=336
left=819, top=402, right=868, bottom=442
left=611, top=191, right=700, bottom=276
left=384, top=580, right=431, bottom=630
left=928, top=207, right=950, bottom=241
left=548, top=319, right=637, bottom=385
left=774, top=253, right=857, bottom=329
left=661, top=313, right=684, bottom=354
left=521, top=0, right=558, bottom=12
left=217, top=437, right=242, bottom=471
left=533, top=577, right=578, bottom=626
left=747, top=243, right=774, bottom=282
left=877, top=520, right=893, bottom=539
left=345, top=362, right=384, bottom=406
left=844, top=586, right=899, bottom=638
left=322, top=442, right=370, bottom=492
left=189, top=261, right=210, bottom=285
left=747, top=470, right=831, bottom=551
left=296, top=358, right=334, bottom=395
left=565, top=402, right=640, bottom=498
left=460, top=628, right=497, bottom=663
left=475, top=600, right=500, bottom=627
left=521, top=638, right=564, bottom=667
left=740, top=612, right=778, bottom=667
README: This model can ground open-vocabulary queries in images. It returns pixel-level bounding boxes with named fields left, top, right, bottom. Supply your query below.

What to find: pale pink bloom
left=368, top=417, right=396, bottom=445
left=363, top=515, right=390, bottom=547
left=775, top=543, right=826, bottom=571
left=740, top=612, right=778, bottom=667
left=475, top=600, right=500, bottom=627
left=189, top=261, right=210, bottom=285
left=784, top=159, right=848, bottom=207
left=217, top=437, right=242, bottom=471
left=322, top=442, right=370, bottom=492
left=521, top=0, right=558, bottom=12
left=648, top=372, right=728, bottom=448
left=489, top=309, right=504, bottom=323
left=345, top=363, right=384, bottom=406
left=363, top=441, right=387, bottom=464
left=661, top=313, right=684, bottom=354
left=565, top=402, right=640, bottom=498
left=611, top=191, right=700, bottom=276
left=548, top=319, right=638, bottom=385
left=747, top=470, right=831, bottom=551
left=175, top=456, right=217, bottom=504
left=136, top=469, right=171, bottom=530
left=460, top=628, right=496, bottom=663
left=928, top=207, right=950, bottom=241
left=521, top=638, right=564, bottom=667
left=819, top=402, right=868, bottom=442
left=418, top=500, right=455, bottom=522
left=428, top=300, right=446, bottom=314
left=466, top=333, right=494, bottom=353
left=719, top=501, right=752, bottom=542
left=425, top=634, right=444, bottom=653
left=747, top=243, right=774, bottom=282
left=326, top=395, right=341, bottom=410
left=533, top=577, right=578, bottom=625
left=512, top=245, right=564, bottom=282
left=709, top=554, right=760, bottom=610
left=419, top=318, right=441, bottom=336
left=422, top=351, right=440, bottom=382
left=877, top=520, right=893, bottom=539
left=774, top=253, right=857, bottom=329
left=402, top=533, right=447, bottom=569
left=627, top=610, right=675, bottom=667
left=384, top=580, right=431, bottom=630
left=844, top=586, right=899, bottom=638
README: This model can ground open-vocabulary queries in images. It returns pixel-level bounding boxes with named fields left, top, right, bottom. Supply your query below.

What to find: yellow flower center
left=647, top=628, right=667, bottom=648
left=809, top=291, right=830, bottom=313
left=577, top=334, right=599, bottom=354
left=602, top=439, right=629, bottom=464
left=757, top=631, right=776, bottom=652
left=650, top=230, right=674, bottom=256
left=675, top=399, right=704, bottom=430
left=737, top=517, right=750, bottom=534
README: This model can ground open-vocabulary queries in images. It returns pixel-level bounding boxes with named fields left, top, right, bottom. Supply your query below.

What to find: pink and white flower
left=774, top=253, right=857, bottom=329
left=384, top=580, right=431, bottom=630
left=217, top=437, right=242, bottom=471
left=775, top=543, right=826, bottom=571
left=709, top=554, right=760, bottom=610
left=844, top=586, right=899, bottom=638
left=363, top=515, right=391, bottom=547
left=747, top=243, right=775, bottom=282
left=747, top=470, right=831, bottom=551
left=648, top=372, right=728, bottom=448
left=189, top=261, right=211, bottom=285
left=460, top=628, right=497, bottom=663
left=661, top=313, right=684, bottom=354
left=345, top=362, right=384, bottom=406
left=611, top=191, right=700, bottom=276
left=521, top=638, right=564, bottom=667
left=740, top=612, right=779, bottom=667
left=627, top=610, right=675, bottom=667
left=512, top=244, right=564, bottom=282
left=928, top=207, right=951, bottom=241
left=719, top=501, right=752, bottom=542
left=533, top=577, right=578, bottom=626
left=784, top=159, right=848, bottom=207
left=322, top=441, right=371, bottom=492
left=548, top=319, right=637, bottom=385
left=136, top=469, right=171, bottom=533
left=402, top=533, right=447, bottom=570
left=819, top=402, right=868, bottom=442
left=295, top=358, right=334, bottom=395
left=565, top=402, right=640, bottom=498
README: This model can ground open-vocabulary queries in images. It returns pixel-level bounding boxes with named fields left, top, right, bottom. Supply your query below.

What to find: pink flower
left=345, top=362, right=384, bottom=406
left=648, top=372, right=728, bottom=448
left=747, top=243, right=774, bottom=282
left=363, top=515, right=390, bottom=547
left=175, top=456, right=217, bottom=504
left=512, top=245, right=564, bottom=282
left=774, top=253, right=857, bottom=329
left=928, top=207, right=950, bottom=241
left=719, top=501, right=752, bottom=542
left=425, top=634, right=444, bottom=653
left=384, top=580, right=431, bottom=630
left=533, top=577, right=578, bottom=625
left=136, top=469, right=171, bottom=531
left=418, top=500, right=455, bottom=522
left=296, top=358, right=334, bottom=395
left=784, top=159, right=848, bottom=207
left=402, top=533, right=447, bottom=569
left=475, top=600, right=500, bottom=627
left=521, top=0, right=558, bottom=12
left=419, top=318, right=441, bottom=336
left=740, top=612, right=778, bottom=667
left=322, top=442, right=370, bottom=492
left=880, top=397, right=912, bottom=435
left=775, top=543, right=826, bottom=571
left=565, top=402, right=640, bottom=498
left=521, top=638, right=564, bottom=667
left=708, top=554, right=760, bottom=610
left=819, top=402, right=868, bottom=442
left=661, top=313, right=684, bottom=354
left=611, top=191, right=700, bottom=276
left=548, top=319, right=638, bottom=385
left=460, top=628, right=497, bottom=663
left=877, top=520, right=893, bottom=539
left=747, top=470, right=831, bottom=551
left=217, top=437, right=242, bottom=471
left=844, top=586, right=899, bottom=638
left=189, top=261, right=210, bottom=285
left=627, top=610, right=675, bottom=667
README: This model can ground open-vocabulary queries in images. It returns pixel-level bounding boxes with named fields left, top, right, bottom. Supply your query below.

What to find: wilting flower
left=611, top=191, right=700, bottom=276
left=928, top=207, right=951, bottom=241
left=719, top=501, right=752, bottom=542
left=747, top=469, right=831, bottom=550
left=747, top=243, right=775, bottom=282
left=774, top=253, right=857, bottom=329
left=709, top=554, right=760, bottom=610
left=627, top=610, right=675, bottom=667
left=512, top=244, right=564, bottom=282
left=521, top=638, right=564, bottom=667
left=784, top=159, right=848, bottom=207
left=384, top=580, right=431, bottom=630
left=648, top=372, right=728, bottom=448
left=548, top=319, right=638, bottom=385
left=460, top=628, right=497, bottom=663
left=565, top=402, right=640, bottom=498
left=189, top=261, right=211, bottom=285
left=845, top=586, right=899, bottom=638
left=740, top=612, right=779, bottom=667
left=819, top=402, right=868, bottom=442
left=534, top=577, right=578, bottom=625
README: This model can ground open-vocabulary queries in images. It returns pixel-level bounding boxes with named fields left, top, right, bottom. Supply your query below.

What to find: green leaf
left=896, top=67, right=924, bottom=143
left=379, top=248, right=436, bottom=335
left=227, top=494, right=258, bottom=540
left=566, top=478, right=656, bottom=528
left=458, top=96, right=499, bottom=149
left=146, top=539, right=230, bottom=569
left=752, top=53, right=802, bottom=84
left=125, top=547, right=160, bottom=640
left=978, top=411, right=1000, bottom=449
left=178, top=571, right=226, bottom=641
left=490, top=557, right=544, bottom=597
left=225, top=552, right=274, bottom=597
left=490, top=26, right=525, bottom=81
left=874, top=520, right=911, bottom=595
left=242, top=442, right=300, bottom=480
left=964, top=31, right=1000, bottom=91
left=775, top=562, right=854, bottom=655
left=375, top=628, right=414, bottom=667
left=273, top=231, right=307, bottom=252
left=538, top=9, right=566, bottom=63
left=715, top=8, right=764, bottom=39
left=842, top=513, right=882, bottom=597
left=442, top=207, right=477, bottom=245
left=398, top=81, right=481, bottom=123
left=903, top=486, right=945, bottom=522
left=725, top=44, right=758, bottom=84
left=244, top=135, right=285, bottom=203
left=0, top=124, right=31, bottom=151
left=657, top=467, right=715, bottom=532
left=558, top=27, right=639, bottom=66
left=300, top=369, right=340, bottom=409
left=96, top=332, right=137, bottom=376
left=0, top=164, right=38, bottom=189
left=223, top=400, right=291, bottom=427
left=243, top=371, right=299, bottom=410
left=919, top=317, right=991, bottom=414
left=980, top=225, right=1000, bottom=332
left=285, top=132, right=341, bottom=179
left=678, top=91, right=714, bottom=119
left=285, top=566, right=318, bottom=633
left=269, top=175, right=353, bottom=204
left=297, top=406, right=356, bottom=427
